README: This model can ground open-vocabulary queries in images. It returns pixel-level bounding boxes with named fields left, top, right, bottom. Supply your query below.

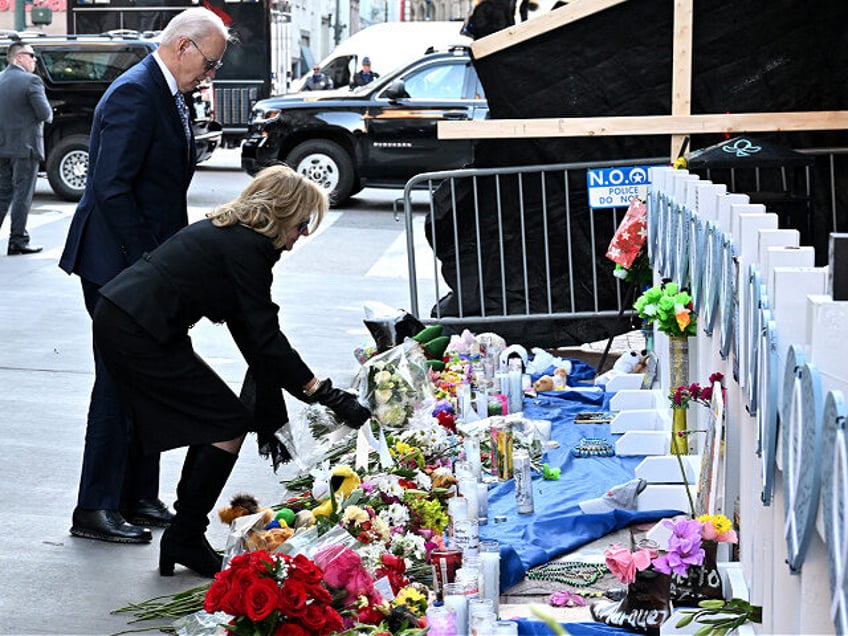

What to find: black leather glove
left=304, top=378, right=371, bottom=429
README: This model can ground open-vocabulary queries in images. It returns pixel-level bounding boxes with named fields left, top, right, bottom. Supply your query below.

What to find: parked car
left=0, top=32, right=222, bottom=201
left=241, top=46, right=488, bottom=205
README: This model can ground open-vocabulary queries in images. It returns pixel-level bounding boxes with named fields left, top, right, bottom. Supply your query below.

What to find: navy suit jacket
left=59, top=54, right=196, bottom=286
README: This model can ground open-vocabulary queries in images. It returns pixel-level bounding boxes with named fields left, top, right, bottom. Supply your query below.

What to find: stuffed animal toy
left=533, top=367, right=569, bottom=393
left=217, top=494, right=294, bottom=552
left=312, top=465, right=362, bottom=518
left=594, top=350, right=648, bottom=385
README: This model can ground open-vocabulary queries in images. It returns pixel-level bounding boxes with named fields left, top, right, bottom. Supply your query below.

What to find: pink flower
left=716, top=528, right=738, bottom=543
left=604, top=543, right=655, bottom=585
left=549, top=590, right=586, bottom=607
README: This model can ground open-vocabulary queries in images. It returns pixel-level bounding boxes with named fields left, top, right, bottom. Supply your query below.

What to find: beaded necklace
left=527, top=561, right=608, bottom=587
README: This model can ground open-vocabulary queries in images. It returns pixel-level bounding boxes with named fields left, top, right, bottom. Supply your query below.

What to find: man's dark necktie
left=174, top=91, right=192, bottom=144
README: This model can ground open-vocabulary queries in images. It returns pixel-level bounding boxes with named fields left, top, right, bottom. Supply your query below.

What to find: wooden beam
left=670, top=0, right=694, bottom=159
left=438, top=111, right=848, bottom=139
left=471, top=0, right=629, bottom=60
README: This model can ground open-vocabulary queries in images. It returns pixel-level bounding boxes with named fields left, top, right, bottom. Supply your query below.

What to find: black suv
left=0, top=32, right=222, bottom=201
left=241, top=46, right=488, bottom=205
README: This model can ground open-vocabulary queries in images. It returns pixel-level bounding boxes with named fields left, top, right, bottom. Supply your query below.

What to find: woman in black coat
left=92, top=165, right=370, bottom=578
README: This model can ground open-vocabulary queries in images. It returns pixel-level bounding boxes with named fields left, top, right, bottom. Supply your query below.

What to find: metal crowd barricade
left=401, top=158, right=666, bottom=337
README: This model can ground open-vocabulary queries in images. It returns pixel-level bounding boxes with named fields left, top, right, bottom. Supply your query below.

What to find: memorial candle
left=479, top=539, right=500, bottom=614
left=443, top=583, right=469, bottom=636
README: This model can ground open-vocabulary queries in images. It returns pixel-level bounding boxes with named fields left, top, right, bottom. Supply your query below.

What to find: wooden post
left=671, top=0, right=693, bottom=161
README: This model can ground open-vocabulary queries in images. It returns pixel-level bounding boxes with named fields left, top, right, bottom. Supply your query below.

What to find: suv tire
left=47, top=134, right=90, bottom=202
left=286, top=140, right=355, bottom=206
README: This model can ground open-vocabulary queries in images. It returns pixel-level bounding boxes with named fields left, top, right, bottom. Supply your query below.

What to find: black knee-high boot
left=160, top=445, right=237, bottom=578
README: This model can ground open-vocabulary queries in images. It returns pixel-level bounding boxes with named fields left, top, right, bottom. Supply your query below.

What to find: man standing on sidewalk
left=59, top=8, right=231, bottom=544
left=0, top=42, right=53, bottom=255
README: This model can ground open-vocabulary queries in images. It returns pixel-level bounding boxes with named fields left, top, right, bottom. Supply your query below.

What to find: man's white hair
left=160, top=7, right=231, bottom=46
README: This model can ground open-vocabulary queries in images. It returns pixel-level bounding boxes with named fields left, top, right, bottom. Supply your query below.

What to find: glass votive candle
left=494, top=620, right=519, bottom=635
left=479, top=539, right=500, bottom=613
left=443, top=582, right=469, bottom=636
left=431, top=548, right=463, bottom=601
left=426, top=603, right=457, bottom=636
left=470, top=610, right=497, bottom=636
left=453, top=517, right=480, bottom=556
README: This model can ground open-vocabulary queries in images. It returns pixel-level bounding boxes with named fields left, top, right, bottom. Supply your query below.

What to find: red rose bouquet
left=203, top=550, right=343, bottom=636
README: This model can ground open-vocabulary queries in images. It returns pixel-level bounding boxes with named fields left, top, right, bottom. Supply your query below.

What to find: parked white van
left=293, top=21, right=471, bottom=92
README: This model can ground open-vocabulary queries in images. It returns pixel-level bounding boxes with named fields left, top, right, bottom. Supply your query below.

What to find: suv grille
left=214, top=85, right=259, bottom=128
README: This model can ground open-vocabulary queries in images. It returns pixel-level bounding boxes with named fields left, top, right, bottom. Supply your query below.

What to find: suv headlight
left=251, top=108, right=281, bottom=124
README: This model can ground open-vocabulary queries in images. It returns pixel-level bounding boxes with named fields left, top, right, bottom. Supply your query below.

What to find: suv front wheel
left=286, top=140, right=354, bottom=206
left=47, top=134, right=89, bottom=202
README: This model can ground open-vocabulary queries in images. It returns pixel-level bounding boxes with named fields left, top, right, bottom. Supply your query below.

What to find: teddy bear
left=217, top=494, right=295, bottom=552
left=533, top=367, right=569, bottom=392
left=594, top=350, right=648, bottom=385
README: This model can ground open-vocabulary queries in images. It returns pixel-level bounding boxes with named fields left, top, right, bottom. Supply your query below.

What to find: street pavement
left=0, top=150, right=427, bottom=635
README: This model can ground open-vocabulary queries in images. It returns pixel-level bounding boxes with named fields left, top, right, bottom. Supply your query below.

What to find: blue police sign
left=586, top=165, right=654, bottom=209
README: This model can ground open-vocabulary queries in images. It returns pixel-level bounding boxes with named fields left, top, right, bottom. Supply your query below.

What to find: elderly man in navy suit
left=0, top=42, right=53, bottom=255
left=60, top=7, right=232, bottom=544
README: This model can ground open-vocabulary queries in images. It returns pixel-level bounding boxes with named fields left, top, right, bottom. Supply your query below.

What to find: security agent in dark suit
left=92, top=165, right=370, bottom=577
left=0, top=42, right=53, bottom=255
left=59, top=7, right=231, bottom=544
left=349, top=56, right=380, bottom=88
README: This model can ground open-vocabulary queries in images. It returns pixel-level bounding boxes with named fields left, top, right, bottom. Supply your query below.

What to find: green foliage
left=675, top=598, right=763, bottom=636
left=634, top=281, right=698, bottom=337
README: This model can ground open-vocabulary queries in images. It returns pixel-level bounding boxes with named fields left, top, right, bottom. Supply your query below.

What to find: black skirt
left=93, top=298, right=250, bottom=454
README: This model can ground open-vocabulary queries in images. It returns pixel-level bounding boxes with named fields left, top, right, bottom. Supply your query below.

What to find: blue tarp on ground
left=478, top=389, right=681, bottom=591
left=514, top=617, right=635, bottom=635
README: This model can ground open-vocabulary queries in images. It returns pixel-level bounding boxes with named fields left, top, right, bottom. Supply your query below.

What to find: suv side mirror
left=384, top=79, right=409, bottom=101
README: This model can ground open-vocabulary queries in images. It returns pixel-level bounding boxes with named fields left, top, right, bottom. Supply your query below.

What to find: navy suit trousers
left=76, top=279, right=160, bottom=510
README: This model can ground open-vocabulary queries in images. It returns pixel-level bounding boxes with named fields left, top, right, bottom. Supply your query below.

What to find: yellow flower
left=394, top=586, right=427, bottom=615
left=697, top=513, right=732, bottom=535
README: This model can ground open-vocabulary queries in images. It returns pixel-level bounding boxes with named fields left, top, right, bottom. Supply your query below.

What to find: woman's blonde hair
left=208, top=165, right=327, bottom=249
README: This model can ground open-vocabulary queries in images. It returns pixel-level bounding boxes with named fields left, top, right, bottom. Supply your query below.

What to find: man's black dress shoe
left=122, top=498, right=175, bottom=528
left=70, top=508, right=152, bottom=544
left=7, top=243, right=43, bottom=255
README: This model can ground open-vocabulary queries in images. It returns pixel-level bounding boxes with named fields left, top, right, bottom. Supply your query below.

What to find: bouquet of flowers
left=670, top=373, right=725, bottom=409
left=203, top=550, right=344, bottom=636
left=357, top=340, right=433, bottom=428
left=634, top=281, right=698, bottom=337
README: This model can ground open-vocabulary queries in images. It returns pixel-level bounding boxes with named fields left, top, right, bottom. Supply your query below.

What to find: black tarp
left=687, top=136, right=817, bottom=242
left=427, top=0, right=848, bottom=347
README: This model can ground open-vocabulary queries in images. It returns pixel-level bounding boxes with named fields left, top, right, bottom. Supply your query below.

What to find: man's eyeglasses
left=18, top=51, right=37, bottom=60
left=296, top=220, right=310, bottom=235
left=188, top=38, right=223, bottom=72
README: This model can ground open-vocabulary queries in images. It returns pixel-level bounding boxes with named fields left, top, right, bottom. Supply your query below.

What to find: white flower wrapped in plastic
left=356, top=339, right=433, bottom=428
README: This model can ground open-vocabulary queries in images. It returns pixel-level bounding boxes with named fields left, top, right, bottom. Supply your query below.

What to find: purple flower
left=652, top=518, right=705, bottom=577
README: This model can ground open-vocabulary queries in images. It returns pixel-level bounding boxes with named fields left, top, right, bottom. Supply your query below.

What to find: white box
left=637, top=484, right=697, bottom=512
left=616, top=431, right=669, bottom=456
left=605, top=373, right=645, bottom=391
left=609, top=389, right=665, bottom=411
left=635, top=454, right=701, bottom=483
left=610, top=409, right=671, bottom=434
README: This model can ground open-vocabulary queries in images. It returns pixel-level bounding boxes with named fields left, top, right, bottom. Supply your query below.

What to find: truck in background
left=292, top=21, right=470, bottom=92
left=65, top=0, right=271, bottom=148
